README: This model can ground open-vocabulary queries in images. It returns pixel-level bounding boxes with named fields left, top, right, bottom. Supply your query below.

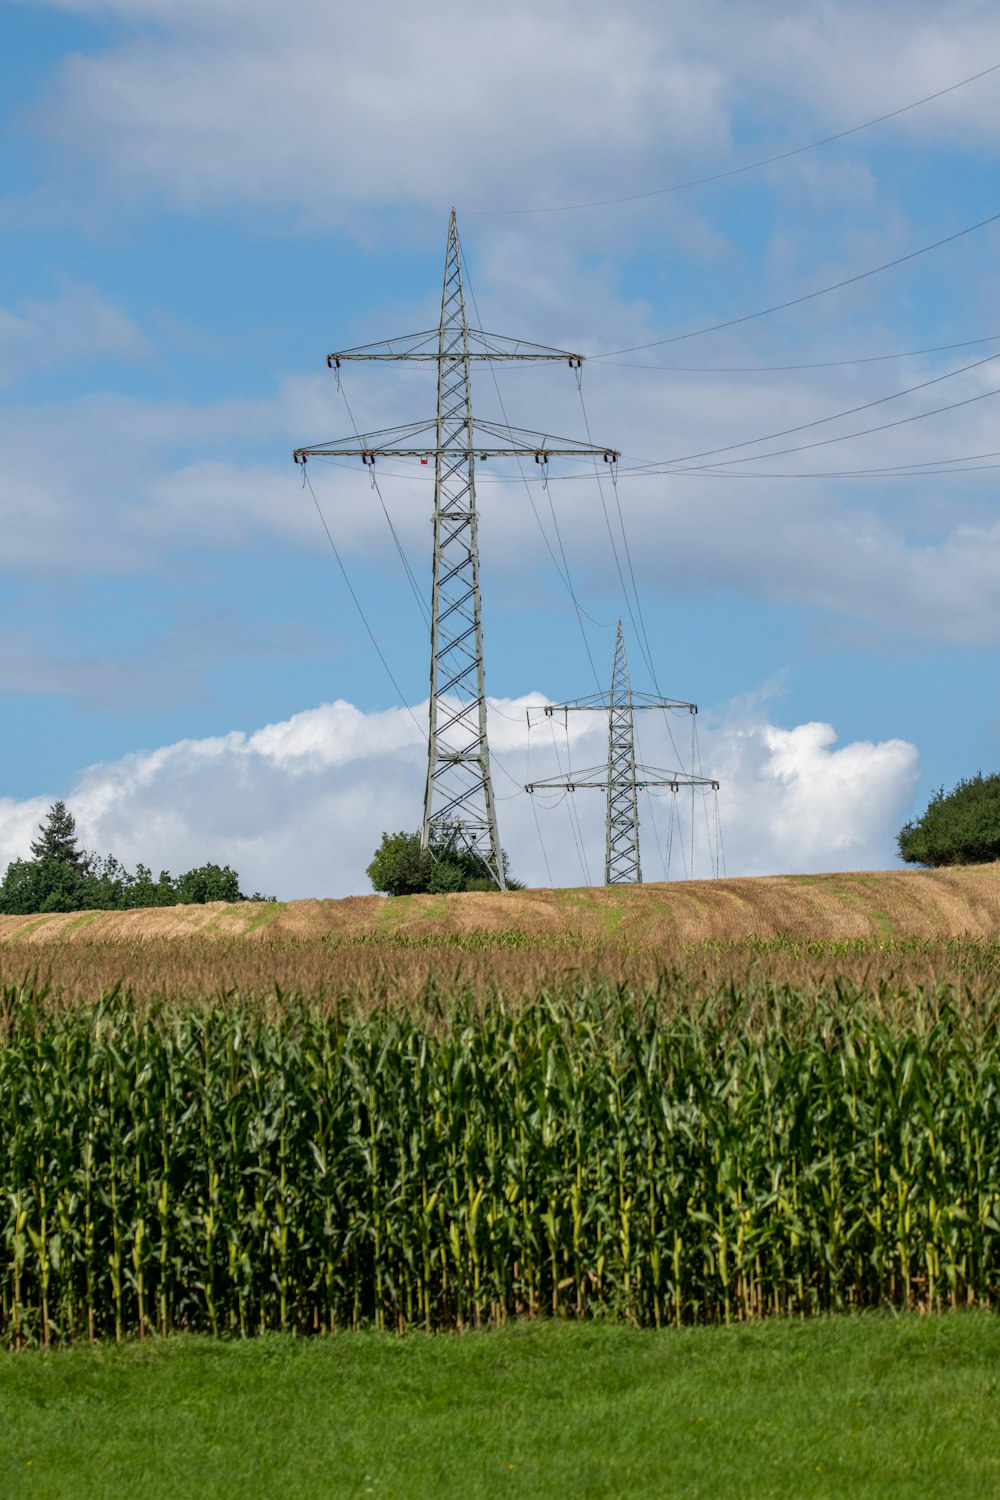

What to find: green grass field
left=3, top=1315, right=1000, bottom=1499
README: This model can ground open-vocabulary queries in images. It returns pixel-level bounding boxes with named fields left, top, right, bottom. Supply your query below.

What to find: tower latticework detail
left=605, top=621, right=642, bottom=885
left=423, top=214, right=498, bottom=877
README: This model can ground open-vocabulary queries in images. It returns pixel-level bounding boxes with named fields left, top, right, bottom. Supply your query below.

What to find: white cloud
left=0, top=693, right=919, bottom=897
left=36, top=0, right=731, bottom=219
left=24, top=0, right=1000, bottom=222
left=707, top=718, right=920, bottom=875
left=0, top=285, right=149, bottom=382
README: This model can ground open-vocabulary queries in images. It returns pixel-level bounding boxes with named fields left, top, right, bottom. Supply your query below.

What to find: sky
left=0, top=0, right=998, bottom=898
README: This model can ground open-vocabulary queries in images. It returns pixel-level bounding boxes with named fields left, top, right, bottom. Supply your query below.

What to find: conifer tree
left=29, top=801, right=86, bottom=868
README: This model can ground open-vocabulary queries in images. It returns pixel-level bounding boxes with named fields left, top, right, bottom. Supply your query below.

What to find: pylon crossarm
left=526, top=771, right=720, bottom=792
left=532, top=695, right=697, bottom=715
left=524, top=764, right=608, bottom=792
left=294, top=418, right=618, bottom=464
left=327, top=329, right=584, bottom=364
left=295, top=446, right=616, bottom=463
left=633, top=768, right=721, bottom=790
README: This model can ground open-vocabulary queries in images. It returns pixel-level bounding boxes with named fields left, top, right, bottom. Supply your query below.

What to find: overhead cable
left=576, top=380, right=657, bottom=685
left=462, top=61, right=1000, bottom=215
left=594, top=331, right=1000, bottom=374
left=337, top=378, right=431, bottom=630
left=661, top=461, right=1000, bottom=479
left=308, top=447, right=1000, bottom=485
left=639, top=379, right=1000, bottom=473
left=592, top=209, right=1000, bottom=357
left=301, top=467, right=424, bottom=737
left=630, top=347, right=1000, bottom=470
left=458, top=231, right=608, bottom=692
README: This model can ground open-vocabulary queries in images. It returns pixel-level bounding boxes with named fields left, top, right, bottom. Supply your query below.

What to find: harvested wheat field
left=2, top=864, right=1000, bottom=1003
left=2, top=865, right=1000, bottom=947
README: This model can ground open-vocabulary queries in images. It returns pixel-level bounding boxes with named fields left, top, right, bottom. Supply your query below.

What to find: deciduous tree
left=898, top=772, right=1000, bottom=866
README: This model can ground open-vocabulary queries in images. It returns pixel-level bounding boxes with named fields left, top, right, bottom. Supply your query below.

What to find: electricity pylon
left=294, top=210, right=618, bottom=889
left=525, top=620, right=719, bottom=885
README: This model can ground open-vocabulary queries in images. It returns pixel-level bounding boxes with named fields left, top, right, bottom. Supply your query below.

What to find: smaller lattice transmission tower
left=293, top=211, right=617, bottom=889
left=525, top=620, right=719, bottom=885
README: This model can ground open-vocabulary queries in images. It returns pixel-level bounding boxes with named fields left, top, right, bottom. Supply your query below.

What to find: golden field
left=2, top=865, right=1000, bottom=1004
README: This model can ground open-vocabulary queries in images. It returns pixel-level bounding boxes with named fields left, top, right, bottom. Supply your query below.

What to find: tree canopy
left=0, top=802, right=271, bottom=915
left=897, top=773, right=1000, bottom=867
left=367, top=830, right=522, bottom=896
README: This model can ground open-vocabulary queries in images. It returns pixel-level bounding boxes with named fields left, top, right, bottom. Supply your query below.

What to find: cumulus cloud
left=0, top=694, right=919, bottom=898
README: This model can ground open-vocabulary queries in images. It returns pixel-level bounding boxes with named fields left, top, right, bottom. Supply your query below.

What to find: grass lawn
left=2, top=1315, right=999, bottom=1499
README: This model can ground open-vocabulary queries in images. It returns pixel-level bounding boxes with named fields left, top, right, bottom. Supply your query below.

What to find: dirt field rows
left=2, top=864, right=1000, bottom=947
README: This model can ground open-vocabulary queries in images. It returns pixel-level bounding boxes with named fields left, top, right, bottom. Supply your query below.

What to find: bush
left=366, top=832, right=434, bottom=897
left=367, top=830, right=522, bottom=895
left=898, top=772, right=1000, bottom=867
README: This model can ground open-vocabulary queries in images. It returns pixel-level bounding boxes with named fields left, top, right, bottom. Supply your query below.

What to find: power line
left=575, top=381, right=656, bottom=685
left=630, top=346, right=1000, bottom=470
left=462, top=61, right=1000, bottom=215
left=650, top=443, right=1000, bottom=479
left=307, top=343, right=1000, bottom=481
left=337, top=378, right=430, bottom=631
left=548, top=712, right=592, bottom=885
left=594, top=331, right=1000, bottom=373
left=638, top=377, right=1000, bottom=472
left=574, top=382, right=687, bottom=778
left=309, top=446, right=1000, bottom=485
left=301, top=466, right=424, bottom=738
left=641, top=456, right=1000, bottom=480
left=306, top=291, right=1000, bottom=489
left=529, top=793, right=555, bottom=886
left=457, top=228, right=607, bottom=691
left=592, top=209, right=1000, bottom=357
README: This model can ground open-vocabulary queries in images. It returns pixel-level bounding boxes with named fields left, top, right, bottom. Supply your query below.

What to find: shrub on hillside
left=367, top=829, right=522, bottom=895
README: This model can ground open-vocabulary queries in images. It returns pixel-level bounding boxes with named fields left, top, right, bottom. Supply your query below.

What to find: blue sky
left=1, top=0, right=999, bottom=897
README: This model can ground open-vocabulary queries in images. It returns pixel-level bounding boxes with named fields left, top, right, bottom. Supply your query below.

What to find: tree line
left=3, top=768, right=995, bottom=919
left=0, top=802, right=269, bottom=915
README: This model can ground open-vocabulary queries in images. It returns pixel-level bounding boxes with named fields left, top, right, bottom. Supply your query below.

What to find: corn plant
left=1, top=980, right=1000, bottom=1343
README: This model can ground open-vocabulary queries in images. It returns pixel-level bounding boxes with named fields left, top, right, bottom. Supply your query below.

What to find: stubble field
left=2, top=863, right=1000, bottom=1004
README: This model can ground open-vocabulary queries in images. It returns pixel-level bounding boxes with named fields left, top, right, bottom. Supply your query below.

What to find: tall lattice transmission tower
left=525, top=620, right=720, bottom=885
left=294, top=211, right=618, bottom=889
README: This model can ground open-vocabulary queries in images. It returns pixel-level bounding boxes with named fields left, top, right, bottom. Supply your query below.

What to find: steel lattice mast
left=605, top=620, right=642, bottom=884
left=525, top=620, right=720, bottom=885
left=422, top=213, right=499, bottom=879
left=294, top=210, right=618, bottom=889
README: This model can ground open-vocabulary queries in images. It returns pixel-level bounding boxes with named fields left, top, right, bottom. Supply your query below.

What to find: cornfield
left=3, top=975, right=1000, bottom=1344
